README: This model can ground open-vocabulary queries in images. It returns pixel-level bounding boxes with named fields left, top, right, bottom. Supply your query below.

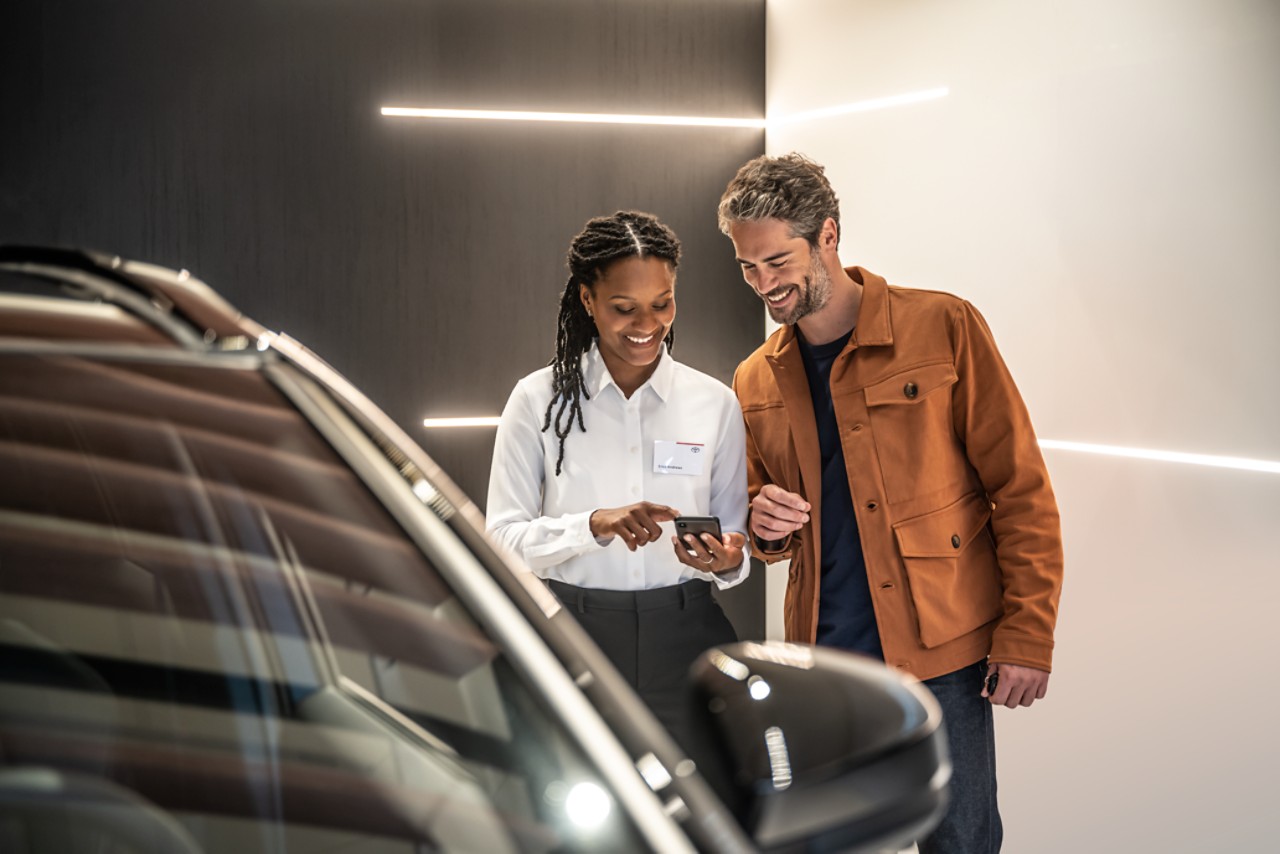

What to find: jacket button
left=951, top=534, right=961, bottom=548
left=903, top=382, right=918, bottom=399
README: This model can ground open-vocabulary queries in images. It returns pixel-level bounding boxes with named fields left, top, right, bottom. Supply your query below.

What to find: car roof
left=0, top=244, right=265, bottom=350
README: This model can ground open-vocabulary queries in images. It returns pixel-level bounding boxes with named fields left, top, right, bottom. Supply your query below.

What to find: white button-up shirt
left=486, top=343, right=749, bottom=591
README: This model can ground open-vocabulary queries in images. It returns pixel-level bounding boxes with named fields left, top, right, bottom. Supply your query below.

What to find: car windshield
left=0, top=351, right=649, bottom=852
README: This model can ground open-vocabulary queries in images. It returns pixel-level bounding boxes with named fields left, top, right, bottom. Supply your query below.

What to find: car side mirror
left=686, top=641, right=950, bottom=853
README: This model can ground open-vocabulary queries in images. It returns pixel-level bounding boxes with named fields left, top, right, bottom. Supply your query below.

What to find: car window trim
left=0, top=339, right=264, bottom=368
left=0, top=262, right=206, bottom=348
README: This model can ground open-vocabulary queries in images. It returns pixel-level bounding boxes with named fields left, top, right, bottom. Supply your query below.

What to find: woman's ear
left=579, top=283, right=594, bottom=319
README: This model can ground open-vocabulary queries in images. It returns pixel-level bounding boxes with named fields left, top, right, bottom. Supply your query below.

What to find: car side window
left=0, top=353, right=646, bottom=852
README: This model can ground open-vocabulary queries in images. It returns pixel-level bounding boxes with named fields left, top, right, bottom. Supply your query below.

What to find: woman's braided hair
left=542, top=210, right=681, bottom=475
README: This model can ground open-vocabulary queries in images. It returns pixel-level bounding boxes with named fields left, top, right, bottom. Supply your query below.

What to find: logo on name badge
left=654, top=440, right=705, bottom=476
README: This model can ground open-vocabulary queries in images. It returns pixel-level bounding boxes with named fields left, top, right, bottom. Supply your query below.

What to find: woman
left=486, top=211, right=749, bottom=748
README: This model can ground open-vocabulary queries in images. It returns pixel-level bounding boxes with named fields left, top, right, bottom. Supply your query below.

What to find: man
left=719, top=153, right=1063, bottom=854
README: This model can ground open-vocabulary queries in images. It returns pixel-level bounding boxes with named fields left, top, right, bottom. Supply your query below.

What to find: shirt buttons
left=904, top=382, right=918, bottom=399
left=951, top=534, right=962, bottom=549
left=630, top=446, right=638, bottom=453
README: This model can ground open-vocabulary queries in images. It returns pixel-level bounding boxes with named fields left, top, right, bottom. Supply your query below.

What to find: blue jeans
left=919, top=661, right=1002, bottom=854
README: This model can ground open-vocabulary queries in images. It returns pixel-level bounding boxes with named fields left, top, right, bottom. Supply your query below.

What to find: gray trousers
left=547, top=578, right=738, bottom=750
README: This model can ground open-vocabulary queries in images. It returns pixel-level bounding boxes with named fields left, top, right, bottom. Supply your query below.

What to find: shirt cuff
left=709, top=560, right=749, bottom=589
left=568, top=510, right=611, bottom=551
left=708, top=533, right=752, bottom=589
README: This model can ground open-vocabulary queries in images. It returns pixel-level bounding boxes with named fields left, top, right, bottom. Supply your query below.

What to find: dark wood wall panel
left=2, top=0, right=766, bottom=635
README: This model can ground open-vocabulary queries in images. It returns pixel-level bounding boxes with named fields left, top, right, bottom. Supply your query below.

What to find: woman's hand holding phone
left=671, top=516, right=745, bottom=574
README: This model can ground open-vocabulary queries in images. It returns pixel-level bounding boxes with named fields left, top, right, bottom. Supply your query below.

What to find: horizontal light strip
left=1039, top=439, right=1280, bottom=475
left=382, top=107, right=765, bottom=128
left=419, top=414, right=499, bottom=427
left=415, top=425, right=1279, bottom=474
left=768, top=86, right=950, bottom=126
left=380, top=87, right=948, bottom=129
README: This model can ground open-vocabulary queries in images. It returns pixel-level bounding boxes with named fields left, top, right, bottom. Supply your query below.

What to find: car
left=0, top=244, right=950, bottom=853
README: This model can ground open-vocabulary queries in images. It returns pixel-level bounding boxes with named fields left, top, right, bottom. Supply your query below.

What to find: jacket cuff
left=989, top=629, right=1055, bottom=672
left=752, top=532, right=793, bottom=564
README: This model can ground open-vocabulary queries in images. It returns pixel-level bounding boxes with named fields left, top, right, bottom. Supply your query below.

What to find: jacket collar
left=583, top=340, right=673, bottom=402
left=849, top=266, right=893, bottom=347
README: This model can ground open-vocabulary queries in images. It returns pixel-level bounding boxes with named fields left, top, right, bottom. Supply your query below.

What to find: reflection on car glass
left=0, top=353, right=648, bottom=852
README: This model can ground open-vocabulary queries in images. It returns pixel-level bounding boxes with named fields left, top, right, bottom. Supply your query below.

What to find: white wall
left=765, top=1, right=1280, bottom=850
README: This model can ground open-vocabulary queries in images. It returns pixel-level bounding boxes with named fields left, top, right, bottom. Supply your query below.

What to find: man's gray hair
left=717, top=152, right=841, bottom=246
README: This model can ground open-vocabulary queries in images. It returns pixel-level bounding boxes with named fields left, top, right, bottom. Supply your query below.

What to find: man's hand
left=589, top=502, right=680, bottom=551
left=750, top=484, right=811, bottom=543
left=983, top=662, right=1050, bottom=709
left=672, top=531, right=747, bottom=574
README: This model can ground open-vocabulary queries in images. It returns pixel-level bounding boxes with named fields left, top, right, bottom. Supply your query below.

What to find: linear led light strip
left=381, top=87, right=948, bottom=128
left=419, top=422, right=1280, bottom=475
left=382, top=107, right=765, bottom=128
left=769, top=87, right=949, bottom=126
left=1037, top=440, right=1280, bottom=475
left=422, top=416, right=502, bottom=428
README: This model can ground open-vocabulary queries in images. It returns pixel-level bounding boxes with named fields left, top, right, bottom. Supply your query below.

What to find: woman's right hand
left=590, top=502, right=680, bottom=551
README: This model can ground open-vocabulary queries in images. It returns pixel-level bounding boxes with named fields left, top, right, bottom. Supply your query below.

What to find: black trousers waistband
left=547, top=578, right=713, bottom=613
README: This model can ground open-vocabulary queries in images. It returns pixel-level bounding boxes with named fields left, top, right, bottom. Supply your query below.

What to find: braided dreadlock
left=542, top=210, right=682, bottom=475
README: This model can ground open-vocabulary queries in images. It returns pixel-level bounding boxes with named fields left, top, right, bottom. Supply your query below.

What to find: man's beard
left=767, top=252, right=833, bottom=325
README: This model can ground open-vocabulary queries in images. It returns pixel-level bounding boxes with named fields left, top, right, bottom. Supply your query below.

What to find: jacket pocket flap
left=893, top=492, right=992, bottom=558
left=865, top=362, right=958, bottom=407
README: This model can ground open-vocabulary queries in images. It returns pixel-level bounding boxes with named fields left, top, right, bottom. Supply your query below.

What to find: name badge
left=654, top=440, right=705, bottom=476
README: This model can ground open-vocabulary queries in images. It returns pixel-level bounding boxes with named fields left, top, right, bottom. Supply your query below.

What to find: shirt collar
left=583, top=340, right=674, bottom=402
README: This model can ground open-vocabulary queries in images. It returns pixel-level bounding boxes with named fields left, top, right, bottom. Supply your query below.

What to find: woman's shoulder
left=504, top=364, right=557, bottom=408
left=506, top=363, right=552, bottom=391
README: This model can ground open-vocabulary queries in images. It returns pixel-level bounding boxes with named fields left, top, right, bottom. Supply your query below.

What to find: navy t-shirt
left=797, top=328, right=883, bottom=659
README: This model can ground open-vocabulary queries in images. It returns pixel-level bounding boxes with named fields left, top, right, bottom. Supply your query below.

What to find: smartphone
left=674, top=515, right=722, bottom=553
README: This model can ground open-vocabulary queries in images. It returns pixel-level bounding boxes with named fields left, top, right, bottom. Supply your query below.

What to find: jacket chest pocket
left=864, top=362, right=968, bottom=503
left=893, top=491, right=1002, bottom=648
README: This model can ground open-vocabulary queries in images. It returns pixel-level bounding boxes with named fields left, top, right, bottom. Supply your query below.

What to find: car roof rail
left=0, top=244, right=263, bottom=350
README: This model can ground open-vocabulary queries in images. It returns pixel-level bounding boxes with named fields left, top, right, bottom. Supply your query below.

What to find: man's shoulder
left=881, top=283, right=988, bottom=348
left=886, top=283, right=972, bottom=316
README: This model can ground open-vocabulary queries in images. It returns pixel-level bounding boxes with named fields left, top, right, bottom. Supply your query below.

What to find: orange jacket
left=732, top=267, right=1063, bottom=680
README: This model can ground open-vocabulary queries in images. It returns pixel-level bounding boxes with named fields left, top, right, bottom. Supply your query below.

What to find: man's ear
left=818, top=216, right=840, bottom=251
